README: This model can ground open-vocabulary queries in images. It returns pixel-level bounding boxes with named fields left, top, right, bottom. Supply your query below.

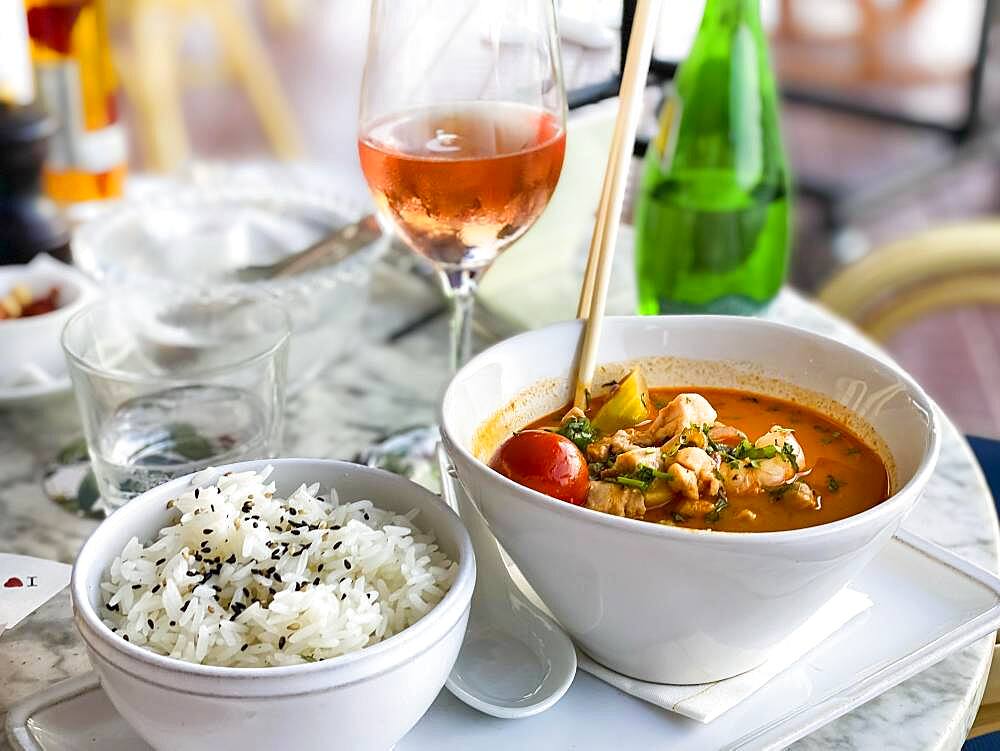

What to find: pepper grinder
left=0, top=101, right=71, bottom=265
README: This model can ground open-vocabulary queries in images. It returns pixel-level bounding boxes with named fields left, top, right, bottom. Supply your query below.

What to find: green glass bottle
left=634, top=0, right=791, bottom=315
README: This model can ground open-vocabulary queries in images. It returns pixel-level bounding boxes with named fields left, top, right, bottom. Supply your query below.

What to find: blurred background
left=4, top=0, right=1000, bottom=438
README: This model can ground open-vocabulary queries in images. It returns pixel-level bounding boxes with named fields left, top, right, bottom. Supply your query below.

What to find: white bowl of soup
left=440, top=316, right=939, bottom=684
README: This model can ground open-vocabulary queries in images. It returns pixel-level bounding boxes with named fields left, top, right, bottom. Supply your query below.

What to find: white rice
left=100, top=467, right=457, bottom=667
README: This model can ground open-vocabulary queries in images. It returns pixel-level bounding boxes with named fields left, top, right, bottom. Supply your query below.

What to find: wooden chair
left=817, top=221, right=1000, bottom=342
left=109, top=0, right=304, bottom=171
left=772, top=0, right=968, bottom=87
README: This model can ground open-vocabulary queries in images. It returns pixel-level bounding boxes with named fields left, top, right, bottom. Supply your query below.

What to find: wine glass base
left=357, top=425, right=443, bottom=493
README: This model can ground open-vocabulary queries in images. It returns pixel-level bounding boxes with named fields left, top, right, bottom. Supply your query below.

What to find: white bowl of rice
left=71, top=459, right=475, bottom=751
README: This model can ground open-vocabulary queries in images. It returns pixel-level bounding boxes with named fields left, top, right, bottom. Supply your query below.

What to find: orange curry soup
left=529, top=387, right=890, bottom=533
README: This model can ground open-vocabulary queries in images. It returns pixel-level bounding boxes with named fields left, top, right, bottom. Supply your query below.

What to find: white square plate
left=8, top=531, right=1000, bottom=751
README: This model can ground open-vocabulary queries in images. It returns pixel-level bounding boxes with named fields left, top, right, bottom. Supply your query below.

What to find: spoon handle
left=436, top=448, right=510, bottom=605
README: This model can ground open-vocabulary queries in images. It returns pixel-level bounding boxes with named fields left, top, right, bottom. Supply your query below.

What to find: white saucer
left=8, top=531, right=1000, bottom=751
left=0, top=256, right=99, bottom=408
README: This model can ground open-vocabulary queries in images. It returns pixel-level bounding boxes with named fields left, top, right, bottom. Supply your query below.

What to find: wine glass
left=357, top=0, right=567, bottom=483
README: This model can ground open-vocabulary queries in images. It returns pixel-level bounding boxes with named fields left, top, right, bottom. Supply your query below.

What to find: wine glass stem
left=439, top=267, right=480, bottom=374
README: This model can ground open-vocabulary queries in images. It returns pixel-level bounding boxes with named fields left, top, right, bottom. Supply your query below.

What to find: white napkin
left=578, top=589, right=872, bottom=724
left=0, top=554, right=73, bottom=636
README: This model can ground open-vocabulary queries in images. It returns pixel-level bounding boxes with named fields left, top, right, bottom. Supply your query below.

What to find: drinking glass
left=358, top=0, right=567, bottom=479
left=61, top=293, right=290, bottom=514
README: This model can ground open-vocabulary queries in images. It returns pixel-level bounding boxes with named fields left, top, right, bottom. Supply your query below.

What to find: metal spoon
left=234, top=214, right=382, bottom=282
left=437, top=447, right=577, bottom=719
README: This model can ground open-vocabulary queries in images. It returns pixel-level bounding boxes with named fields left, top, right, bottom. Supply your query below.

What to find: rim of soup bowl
left=440, top=315, right=941, bottom=545
left=71, top=458, right=476, bottom=686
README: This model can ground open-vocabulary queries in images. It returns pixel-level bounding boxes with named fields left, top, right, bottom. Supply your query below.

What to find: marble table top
left=0, top=260, right=996, bottom=751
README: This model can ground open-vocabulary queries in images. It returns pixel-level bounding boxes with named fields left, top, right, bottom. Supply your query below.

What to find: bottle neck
left=699, top=0, right=762, bottom=30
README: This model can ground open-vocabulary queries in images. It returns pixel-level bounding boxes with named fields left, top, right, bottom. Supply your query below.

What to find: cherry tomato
left=490, top=430, right=589, bottom=505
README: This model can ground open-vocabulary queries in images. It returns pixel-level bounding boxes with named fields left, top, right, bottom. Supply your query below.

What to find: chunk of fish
left=602, top=447, right=662, bottom=478
left=673, top=446, right=722, bottom=497
left=782, top=481, right=818, bottom=510
left=586, top=481, right=646, bottom=518
left=755, top=425, right=805, bottom=469
left=664, top=463, right=700, bottom=500
left=647, top=393, right=718, bottom=443
left=722, top=426, right=805, bottom=496
left=676, top=498, right=717, bottom=517
left=707, top=423, right=747, bottom=448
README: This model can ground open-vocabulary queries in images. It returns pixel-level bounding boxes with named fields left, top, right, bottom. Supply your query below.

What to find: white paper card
left=0, top=554, right=73, bottom=633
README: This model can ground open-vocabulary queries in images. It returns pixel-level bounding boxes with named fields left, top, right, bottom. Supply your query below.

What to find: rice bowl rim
left=72, top=458, right=476, bottom=682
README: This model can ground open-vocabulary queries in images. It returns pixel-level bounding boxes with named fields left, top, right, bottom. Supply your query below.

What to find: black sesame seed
left=288, top=508, right=297, bottom=516
left=317, top=564, right=324, bottom=572
left=340, top=593, right=346, bottom=600
left=226, top=554, right=237, bottom=564
left=151, top=584, right=161, bottom=593
left=274, top=573, right=282, bottom=583
left=344, top=560, right=352, bottom=570
left=195, top=489, right=200, bottom=499
left=333, top=541, right=342, bottom=550
left=155, top=558, right=166, bottom=566
left=313, top=577, right=320, bottom=586
left=203, top=528, right=212, bottom=535
left=181, top=601, right=190, bottom=612
left=278, top=636, right=286, bottom=649
left=123, top=634, right=129, bottom=641
left=333, top=525, right=341, bottom=531
left=147, top=618, right=154, bottom=629
left=131, top=584, right=141, bottom=590
left=241, top=644, right=249, bottom=651
left=363, top=513, right=370, bottom=521
left=169, top=620, right=176, bottom=626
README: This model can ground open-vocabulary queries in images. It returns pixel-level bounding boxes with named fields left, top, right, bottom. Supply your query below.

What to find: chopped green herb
left=769, top=483, right=793, bottom=501
left=558, top=416, right=597, bottom=452
left=826, top=474, right=843, bottom=492
left=672, top=512, right=688, bottom=523
left=821, top=431, right=842, bottom=445
left=705, top=495, right=729, bottom=523
left=845, top=446, right=861, bottom=456
left=781, top=442, right=800, bottom=473
left=612, top=465, right=657, bottom=491
left=614, top=476, right=648, bottom=490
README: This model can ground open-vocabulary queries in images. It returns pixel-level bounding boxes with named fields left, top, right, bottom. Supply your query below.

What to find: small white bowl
left=0, top=255, right=100, bottom=406
left=71, top=459, right=475, bottom=751
left=441, top=316, right=939, bottom=684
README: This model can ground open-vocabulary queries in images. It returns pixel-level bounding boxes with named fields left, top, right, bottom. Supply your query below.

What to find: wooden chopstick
left=573, top=0, right=663, bottom=410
